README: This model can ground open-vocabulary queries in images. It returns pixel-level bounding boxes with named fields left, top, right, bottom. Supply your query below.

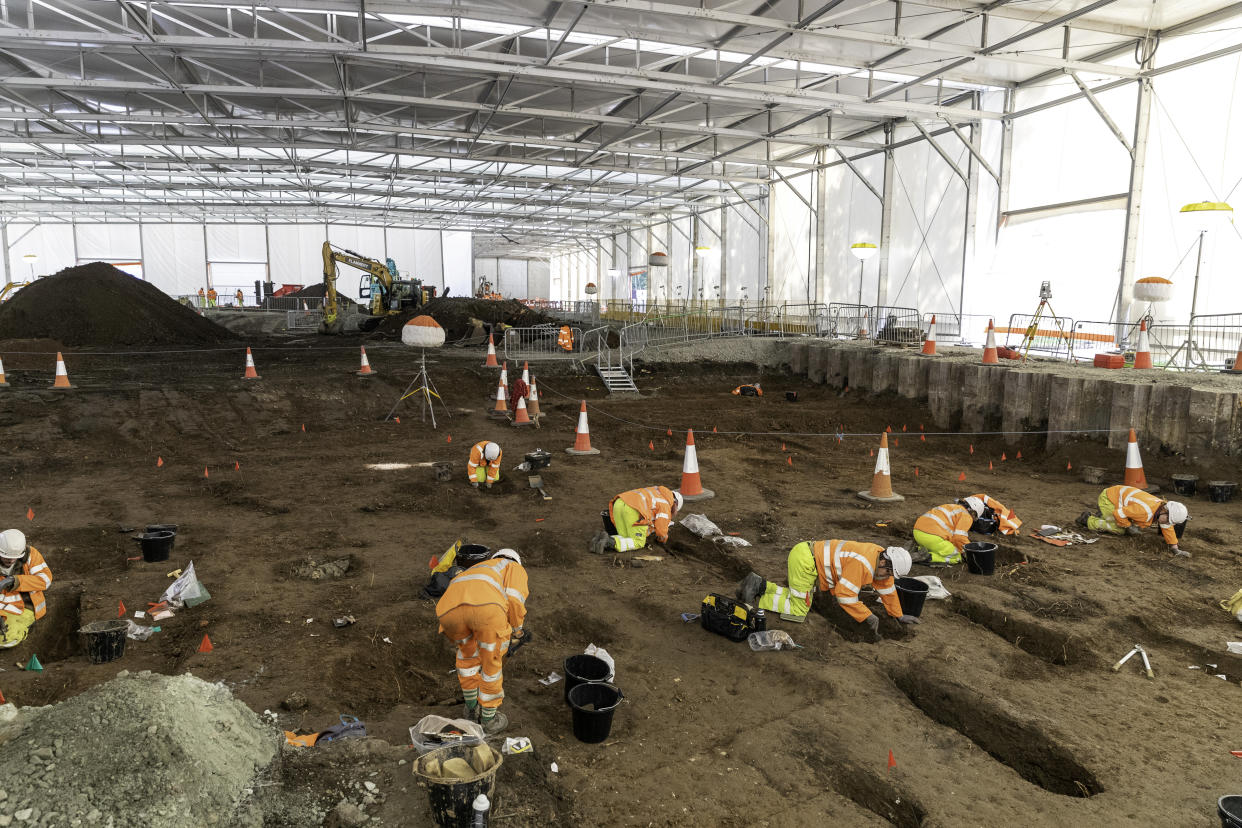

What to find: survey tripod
left=1017, top=281, right=1070, bottom=361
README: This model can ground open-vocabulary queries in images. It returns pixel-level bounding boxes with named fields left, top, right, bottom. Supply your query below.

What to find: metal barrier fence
left=921, top=313, right=997, bottom=345
left=871, top=306, right=922, bottom=345
left=502, top=325, right=585, bottom=360
left=286, top=309, right=324, bottom=330
left=1072, top=317, right=1242, bottom=370
left=180, top=294, right=328, bottom=312
left=1001, top=313, right=1076, bottom=359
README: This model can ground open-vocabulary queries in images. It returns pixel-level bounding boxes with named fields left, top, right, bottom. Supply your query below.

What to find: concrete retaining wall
left=787, top=341, right=1242, bottom=459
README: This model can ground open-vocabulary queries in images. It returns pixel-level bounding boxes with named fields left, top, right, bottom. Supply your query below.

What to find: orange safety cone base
left=858, top=489, right=906, bottom=503
left=565, top=446, right=601, bottom=456
left=679, top=486, right=715, bottom=501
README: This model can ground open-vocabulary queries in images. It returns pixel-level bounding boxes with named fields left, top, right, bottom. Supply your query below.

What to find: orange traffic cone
left=1133, top=320, right=1153, bottom=370
left=499, top=361, right=508, bottom=392
left=1226, top=336, right=1242, bottom=374
left=981, top=320, right=999, bottom=365
left=677, top=429, right=714, bottom=501
left=527, top=375, right=543, bottom=419
left=565, top=400, right=600, bottom=456
left=356, top=346, right=375, bottom=377
left=197, top=634, right=214, bottom=653
left=489, top=373, right=508, bottom=419
left=242, top=347, right=260, bottom=380
left=521, top=361, right=530, bottom=386
left=958, top=471, right=966, bottom=482
left=483, top=334, right=499, bottom=367
left=0, top=356, right=7, bottom=388
left=1123, top=428, right=1149, bottom=490
left=118, top=600, right=126, bottom=618
left=888, top=750, right=897, bottom=770
left=511, top=395, right=533, bottom=427
left=858, top=433, right=904, bottom=502
left=921, top=315, right=937, bottom=356
left=51, top=352, right=73, bottom=389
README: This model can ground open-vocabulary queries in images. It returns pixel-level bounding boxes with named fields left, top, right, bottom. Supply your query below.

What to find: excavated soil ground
left=0, top=336, right=1239, bottom=826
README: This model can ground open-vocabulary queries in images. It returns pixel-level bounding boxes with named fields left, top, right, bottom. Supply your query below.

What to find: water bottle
left=472, top=793, right=490, bottom=827
left=753, top=608, right=767, bottom=632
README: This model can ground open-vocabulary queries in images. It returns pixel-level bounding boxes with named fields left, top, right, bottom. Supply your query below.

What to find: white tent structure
left=0, top=0, right=1239, bottom=344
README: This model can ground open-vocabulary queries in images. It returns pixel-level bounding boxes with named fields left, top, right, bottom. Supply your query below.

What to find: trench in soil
left=1109, top=614, right=1242, bottom=683
left=949, top=593, right=1094, bottom=666
left=889, top=667, right=1104, bottom=798
left=799, top=744, right=927, bottom=827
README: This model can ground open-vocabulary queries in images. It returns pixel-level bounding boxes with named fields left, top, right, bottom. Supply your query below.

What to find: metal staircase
left=594, top=363, right=638, bottom=393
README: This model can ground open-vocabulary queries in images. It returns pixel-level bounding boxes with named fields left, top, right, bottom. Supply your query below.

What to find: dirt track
left=0, top=336, right=1239, bottom=826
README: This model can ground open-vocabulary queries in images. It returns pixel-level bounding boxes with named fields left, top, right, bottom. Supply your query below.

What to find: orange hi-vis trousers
left=439, top=603, right=512, bottom=711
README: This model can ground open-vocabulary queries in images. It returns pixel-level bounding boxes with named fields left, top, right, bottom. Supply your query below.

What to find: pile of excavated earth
left=0, top=263, right=235, bottom=347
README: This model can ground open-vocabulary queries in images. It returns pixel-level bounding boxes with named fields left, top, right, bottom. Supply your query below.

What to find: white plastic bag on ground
left=585, top=644, right=615, bottom=681
left=679, top=514, right=721, bottom=538
left=911, top=575, right=951, bottom=600
left=713, top=536, right=752, bottom=548
left=160, top=561, right=203, bottom=607
left=408, top=715, right=484, bottom=754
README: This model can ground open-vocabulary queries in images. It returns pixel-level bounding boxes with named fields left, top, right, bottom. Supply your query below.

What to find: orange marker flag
left=446, top=435, right=452, bottom=443
left=118, top=600, right=126, bottom=618
left=0, top=689, right=6, bottom=704
left=1067, top=461, right=1073, bottom=471
left=969, top=444, right=974, bottom=455
left=234, top=461, right=240, bottom=471
left=156, top=456, right=164, bottom=468
left=197, top=634, right=214, bottom=653
left=958, top=471, right=966, bottom=482
left=914, top=467, right=920, bottom=477
left=888, top=750, right=897, bottom=769
left=782, top=442, right=787, bottom=451
left=902, top=424, right=907, bottom=432
left=787, top=456, right=793, bottom=466
left=886, top=425, right=892, bottom=433
left=869, top=449, right=874, bottom=457
left=988, top=460, right=994, bottom=471
left=25, top=508, right=33, bottom=521
left=712, top=426, right=718, bottom=433
left=666, top=427, right=673, bottom=437
left=1001, top=452, right=1007, bottom=461
left=1017, top=450, right=1023, bottom=459
left=395, top=417, right=401, bottom=424
left=301, top=424, right=306, bottom=433
left=920, top=434, right=926, bottom=442
left=203, top=467, right=209, bottom=478
left=919, top=424, right=924, bottom=431
left=893, top=438, right=899, bottom=447
left=648, top=440, right=654, bottom=451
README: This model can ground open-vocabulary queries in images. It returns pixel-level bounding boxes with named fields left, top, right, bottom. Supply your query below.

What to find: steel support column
left=960, top=118, right=980, bottom=317
left=996, top=88, right=1014, bottom=240
left=815, top=147, right=827, bottom=304
left=877, top=125, right=895, bottom=308
left=1116, top=77, right=1152, bottom=325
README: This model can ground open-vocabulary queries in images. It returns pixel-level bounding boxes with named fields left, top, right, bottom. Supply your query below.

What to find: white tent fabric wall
left=697, top=212, right=722, bottom=302
left=475, top=257, right=498, bottom=294
left=770, top=168, right=812, bottom=304
left=820, top=157, right=883, bottom=306
left=326, top=225, right=385, bottom=270
left=268, top=225, right=329, bottom=295
left=726, top=203, right=762, bottom=304
left=527, top=260, right=550, bottom=299
left=412, top=230, right=445, bottom=291
left=627, top=230, right=647, bottom=302
left=671, top=217, right=692, bottom=303
left=498, top=258, right=527, bottom=298
left=75, top=224, right=140, bottom=262
left=143, top=225, right=208, bottom=297
left=206, top=225, right=266, bottom=262
left=5, top=224, right=75, bottom=280
left=442, top=232, right=473, bottom=298
left=608, top=236, right=626, bottom=300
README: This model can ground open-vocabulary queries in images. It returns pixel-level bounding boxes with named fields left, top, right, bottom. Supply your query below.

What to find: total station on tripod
left=1039, top=280, right=1052, bottom=302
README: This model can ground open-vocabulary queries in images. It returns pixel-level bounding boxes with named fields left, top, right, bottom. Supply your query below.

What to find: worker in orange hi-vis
left=557, top=325, right=574, bottom=352
left=467, top=441, right=502, bottom=488
left=436, top=549, right=529, bottom=735
left=736, top=542, right=916, bottom=638
left=0, top=529, right=52, bottom=648
left=964, top=493, right=1022, bottom=535
left=590, top=486, right=682, bottom=555
left=732, top=382, right=763, bottom=397
left=911, top=498, right=987, bottom=565
left=1078, top=486, right=1189, bottom=557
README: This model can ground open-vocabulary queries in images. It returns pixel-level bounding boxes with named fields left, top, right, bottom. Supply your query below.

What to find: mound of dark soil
left=0, top=263, right=237, bottom=347
left=372, top=297, right=556, bottom=341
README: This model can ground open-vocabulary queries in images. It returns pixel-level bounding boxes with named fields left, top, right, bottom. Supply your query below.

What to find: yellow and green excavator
left=319, top=241, right=433, bottom=334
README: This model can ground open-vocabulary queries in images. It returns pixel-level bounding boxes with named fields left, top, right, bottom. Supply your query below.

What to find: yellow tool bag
left=700, top=594, right=759, bottom=642
left=1220, top=588, right=1242, bottom=616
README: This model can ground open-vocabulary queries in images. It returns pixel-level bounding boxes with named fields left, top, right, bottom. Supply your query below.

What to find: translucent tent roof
left=0, top=0, right=1237, bottom=256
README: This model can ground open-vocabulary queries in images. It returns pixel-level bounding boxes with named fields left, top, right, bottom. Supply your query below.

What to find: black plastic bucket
left=145, top=523, right=178, bottom=535
left=568, top=682, right=623, bottom=744
left=600, top=509, right=617, bottom=535
left=456, top=544, right=490, bottom=567
left=134, top=531, right=174, bottom=562
left=785, top=391, right=799, bottom=402
left=563, top=653, right=612, bottom=704
left=1171, top=475, right=1199, bottom=497
left=972, top=516, right=999, bottom=535
left=1208, top=481, right=1238, bottom=503
left=964, top=542, right=997, bottom=575
left=895, top=577, right=929, bottom=618
left=412, top=742, right=502, bottom=828
left=79, top=619, right=129, bottom=664
left=1219, top=795, right=1242, bottom=828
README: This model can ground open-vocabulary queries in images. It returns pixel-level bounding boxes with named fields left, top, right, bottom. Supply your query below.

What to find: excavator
left=319, top=241, right=433, bottom=334
left=0, top=281, right=30, bottom=302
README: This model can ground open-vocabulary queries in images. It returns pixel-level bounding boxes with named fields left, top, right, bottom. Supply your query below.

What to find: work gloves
left=863, top=614, right=881, bottom=641
left=898, top=615, right=921, bottom=625
left=1125, top=525, right=1142, bottom=537
left=0, top=577, right=14, bottom=592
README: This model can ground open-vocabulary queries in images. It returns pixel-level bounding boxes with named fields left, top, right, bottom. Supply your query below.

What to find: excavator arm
left=320, top=241, right=392, bottom=334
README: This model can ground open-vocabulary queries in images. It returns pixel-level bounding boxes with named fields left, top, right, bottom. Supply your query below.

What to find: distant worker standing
left=234, top=289, right=244, bottom=307
left=468, top=441, right=502, bottom=488
left=206, top=287, right=218, bottom=308
left=1078, top=486, right=1189, bottom=557
left=557, top=326, right=574, bottom=352
left=737, top=542, right=916, bottom=636
left=0, top=530, right=52, bottom=648
left=911, top=498, right=987, bottom=565
left=590, top=486, right=682, bottom=554
left=436, top=548, right=529, bottom=733
left=197, top=287, right=205, bottom=308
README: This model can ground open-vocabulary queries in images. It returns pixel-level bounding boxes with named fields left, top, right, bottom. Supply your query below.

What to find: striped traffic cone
left=981, top=320, right=999, bottom=365
left=528, top=375, right=543, bottom=419
left=483, top=334, right=499, bottom=368
left=0, top=356, right=8, bottom=388
left=489, top=374, right=508, bottom=419
left=1225, top=336, right=1242, bottom=374
left=500, top=361, right=509, bottom=394
left=921, top=315, right=937, bottom=356
left=858, top=433, right=904, bottom=502
left=356, top=346, right=375, bottom=376
left=677, top=429, right=714, bottom=501
left=1132, top=321, right=1152, bottom=370
left=1123, top=428, right=1150, bottom=490
left=565, top=400, right=600, bottom=456
left=512, top=395, right=533, bottom=427
left=51, top=352, right=73, bottom=389
left=242, top=347, right=260, bottom=380
left=521, top=361, right=530, bottom=386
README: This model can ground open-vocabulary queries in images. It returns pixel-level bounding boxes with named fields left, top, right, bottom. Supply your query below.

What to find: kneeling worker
left=737, top=542, right=916, bottom=636
left=966, top=492, right=1022, bottom=535
left=435, top=548, right=529, bottom=734
left=590, top=486, right=682, bottom=554
left=0, top=530, right=52, bottom=648
left=732, top=382, right=762, bottom=397
left=1078, top=485, right=1188, bottom=557
left=912, top=498, right=988, bottom=565
left=468, top=441, right=502, bottom=488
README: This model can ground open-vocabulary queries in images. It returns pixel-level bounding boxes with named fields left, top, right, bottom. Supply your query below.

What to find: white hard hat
left=483, top=442, right=500, bottom=462
left=0, top=530, right=26, bottom=560
left=961, top=496, right=985, bottom=518
left=885, top=547, right=912, bottom=577
left=672, top=491, right=684, bottom=513
left=492, top=548, right=521, bottom=565
left=1166, top=501, right=1189, bottom=525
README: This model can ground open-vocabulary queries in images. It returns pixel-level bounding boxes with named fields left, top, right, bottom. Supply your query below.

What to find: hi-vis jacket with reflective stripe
left=1103, top=485, right=1178, bottom=545
left=467, top=441, right=502, bottom=484
left=612, top=486, right=677, bottom=544
left=914, top=504, right=974, bottom=552
left=811, top=540, right=902, bottom=623
left=0, top=546, right=51, bottom=620
left=969, top=493, right=1022, bottom=535
left=435, top=557, right=529, bottom=630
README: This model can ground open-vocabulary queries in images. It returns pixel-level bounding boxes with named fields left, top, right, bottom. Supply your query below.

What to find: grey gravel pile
left=0, top=670, right=277, bottom=827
